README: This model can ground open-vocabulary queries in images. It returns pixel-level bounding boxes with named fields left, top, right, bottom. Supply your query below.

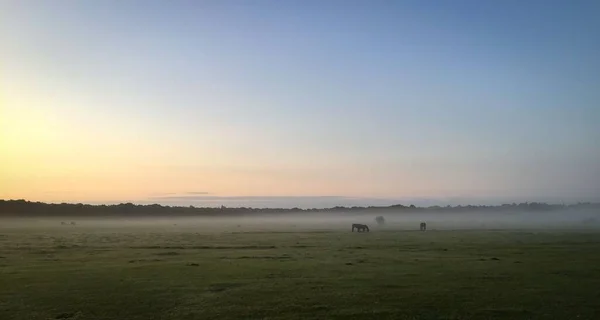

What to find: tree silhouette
left=0, top=199, right=597, bottom=218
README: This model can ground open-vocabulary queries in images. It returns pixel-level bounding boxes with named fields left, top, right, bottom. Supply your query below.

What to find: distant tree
left=0, top=199, right=599, bottom=218
left=375, top=216, right=385, bottom=226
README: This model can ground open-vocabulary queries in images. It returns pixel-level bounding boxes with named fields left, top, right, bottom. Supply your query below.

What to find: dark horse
left=352, top=223, right=370, bottom=232
left=420, top=222, right=427, bottom=231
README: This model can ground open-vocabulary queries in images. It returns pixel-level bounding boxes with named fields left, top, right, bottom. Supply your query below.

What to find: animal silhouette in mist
left=352, top=223, right=370, bottom=232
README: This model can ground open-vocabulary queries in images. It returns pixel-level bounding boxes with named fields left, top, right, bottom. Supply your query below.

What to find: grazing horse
left=352, top=224, right=370, bottom=232
left=420, top=222, right=427, bottom=231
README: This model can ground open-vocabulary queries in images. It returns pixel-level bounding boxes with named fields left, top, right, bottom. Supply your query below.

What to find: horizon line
left=2, top=198, right=599, bottom=211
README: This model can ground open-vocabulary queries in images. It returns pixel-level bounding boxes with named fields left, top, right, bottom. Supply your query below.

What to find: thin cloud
left=144, top=195, right=416, bottom=209
left=143, top=195, right=567, bottom=209
left=147, top=192, right=211, bottom=198
left=149, top=195, right=353, bottom=201
left=147, top=192, right=178, bottom=197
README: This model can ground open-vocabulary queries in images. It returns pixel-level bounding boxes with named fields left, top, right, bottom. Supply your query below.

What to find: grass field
left=1, top=224, right=600, bottom=320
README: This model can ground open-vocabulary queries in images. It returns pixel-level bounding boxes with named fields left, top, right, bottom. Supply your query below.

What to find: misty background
left=1, top=200, right=599, bottom=232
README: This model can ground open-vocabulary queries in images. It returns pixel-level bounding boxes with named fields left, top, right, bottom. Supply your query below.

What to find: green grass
left=1, top=227, right=600, bottom=319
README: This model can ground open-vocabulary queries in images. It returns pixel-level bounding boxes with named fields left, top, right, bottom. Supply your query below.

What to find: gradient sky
left=2, top=0, right=599, bottom=208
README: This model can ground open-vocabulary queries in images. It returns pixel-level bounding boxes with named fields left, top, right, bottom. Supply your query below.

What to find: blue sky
left=2, top=0, right=599, bottom=207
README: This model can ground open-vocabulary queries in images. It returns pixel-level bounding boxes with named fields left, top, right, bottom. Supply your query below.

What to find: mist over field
left=2, top=200, right=600, bottom=319
left=2, top=207, right=599, bottom=232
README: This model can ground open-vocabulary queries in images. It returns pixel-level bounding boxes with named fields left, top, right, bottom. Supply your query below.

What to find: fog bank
left=2, top=209, right=598, bottom=232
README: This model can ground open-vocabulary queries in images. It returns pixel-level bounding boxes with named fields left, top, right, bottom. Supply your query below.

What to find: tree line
left=1, top=199, right=598, bottom=217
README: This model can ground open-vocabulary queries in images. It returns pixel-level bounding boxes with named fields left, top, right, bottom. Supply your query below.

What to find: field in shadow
left=1, top=228, right=600, bottom=319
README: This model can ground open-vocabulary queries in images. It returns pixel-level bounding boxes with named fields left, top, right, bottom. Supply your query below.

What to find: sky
left=1, top=0, right=599, bottom=208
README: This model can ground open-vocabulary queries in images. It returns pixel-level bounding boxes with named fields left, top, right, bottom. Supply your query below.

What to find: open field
left=1, top=222, right=600, bottom=319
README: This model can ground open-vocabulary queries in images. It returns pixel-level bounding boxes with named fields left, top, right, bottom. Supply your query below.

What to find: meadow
left=1, top=221, right=600, bottom=320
